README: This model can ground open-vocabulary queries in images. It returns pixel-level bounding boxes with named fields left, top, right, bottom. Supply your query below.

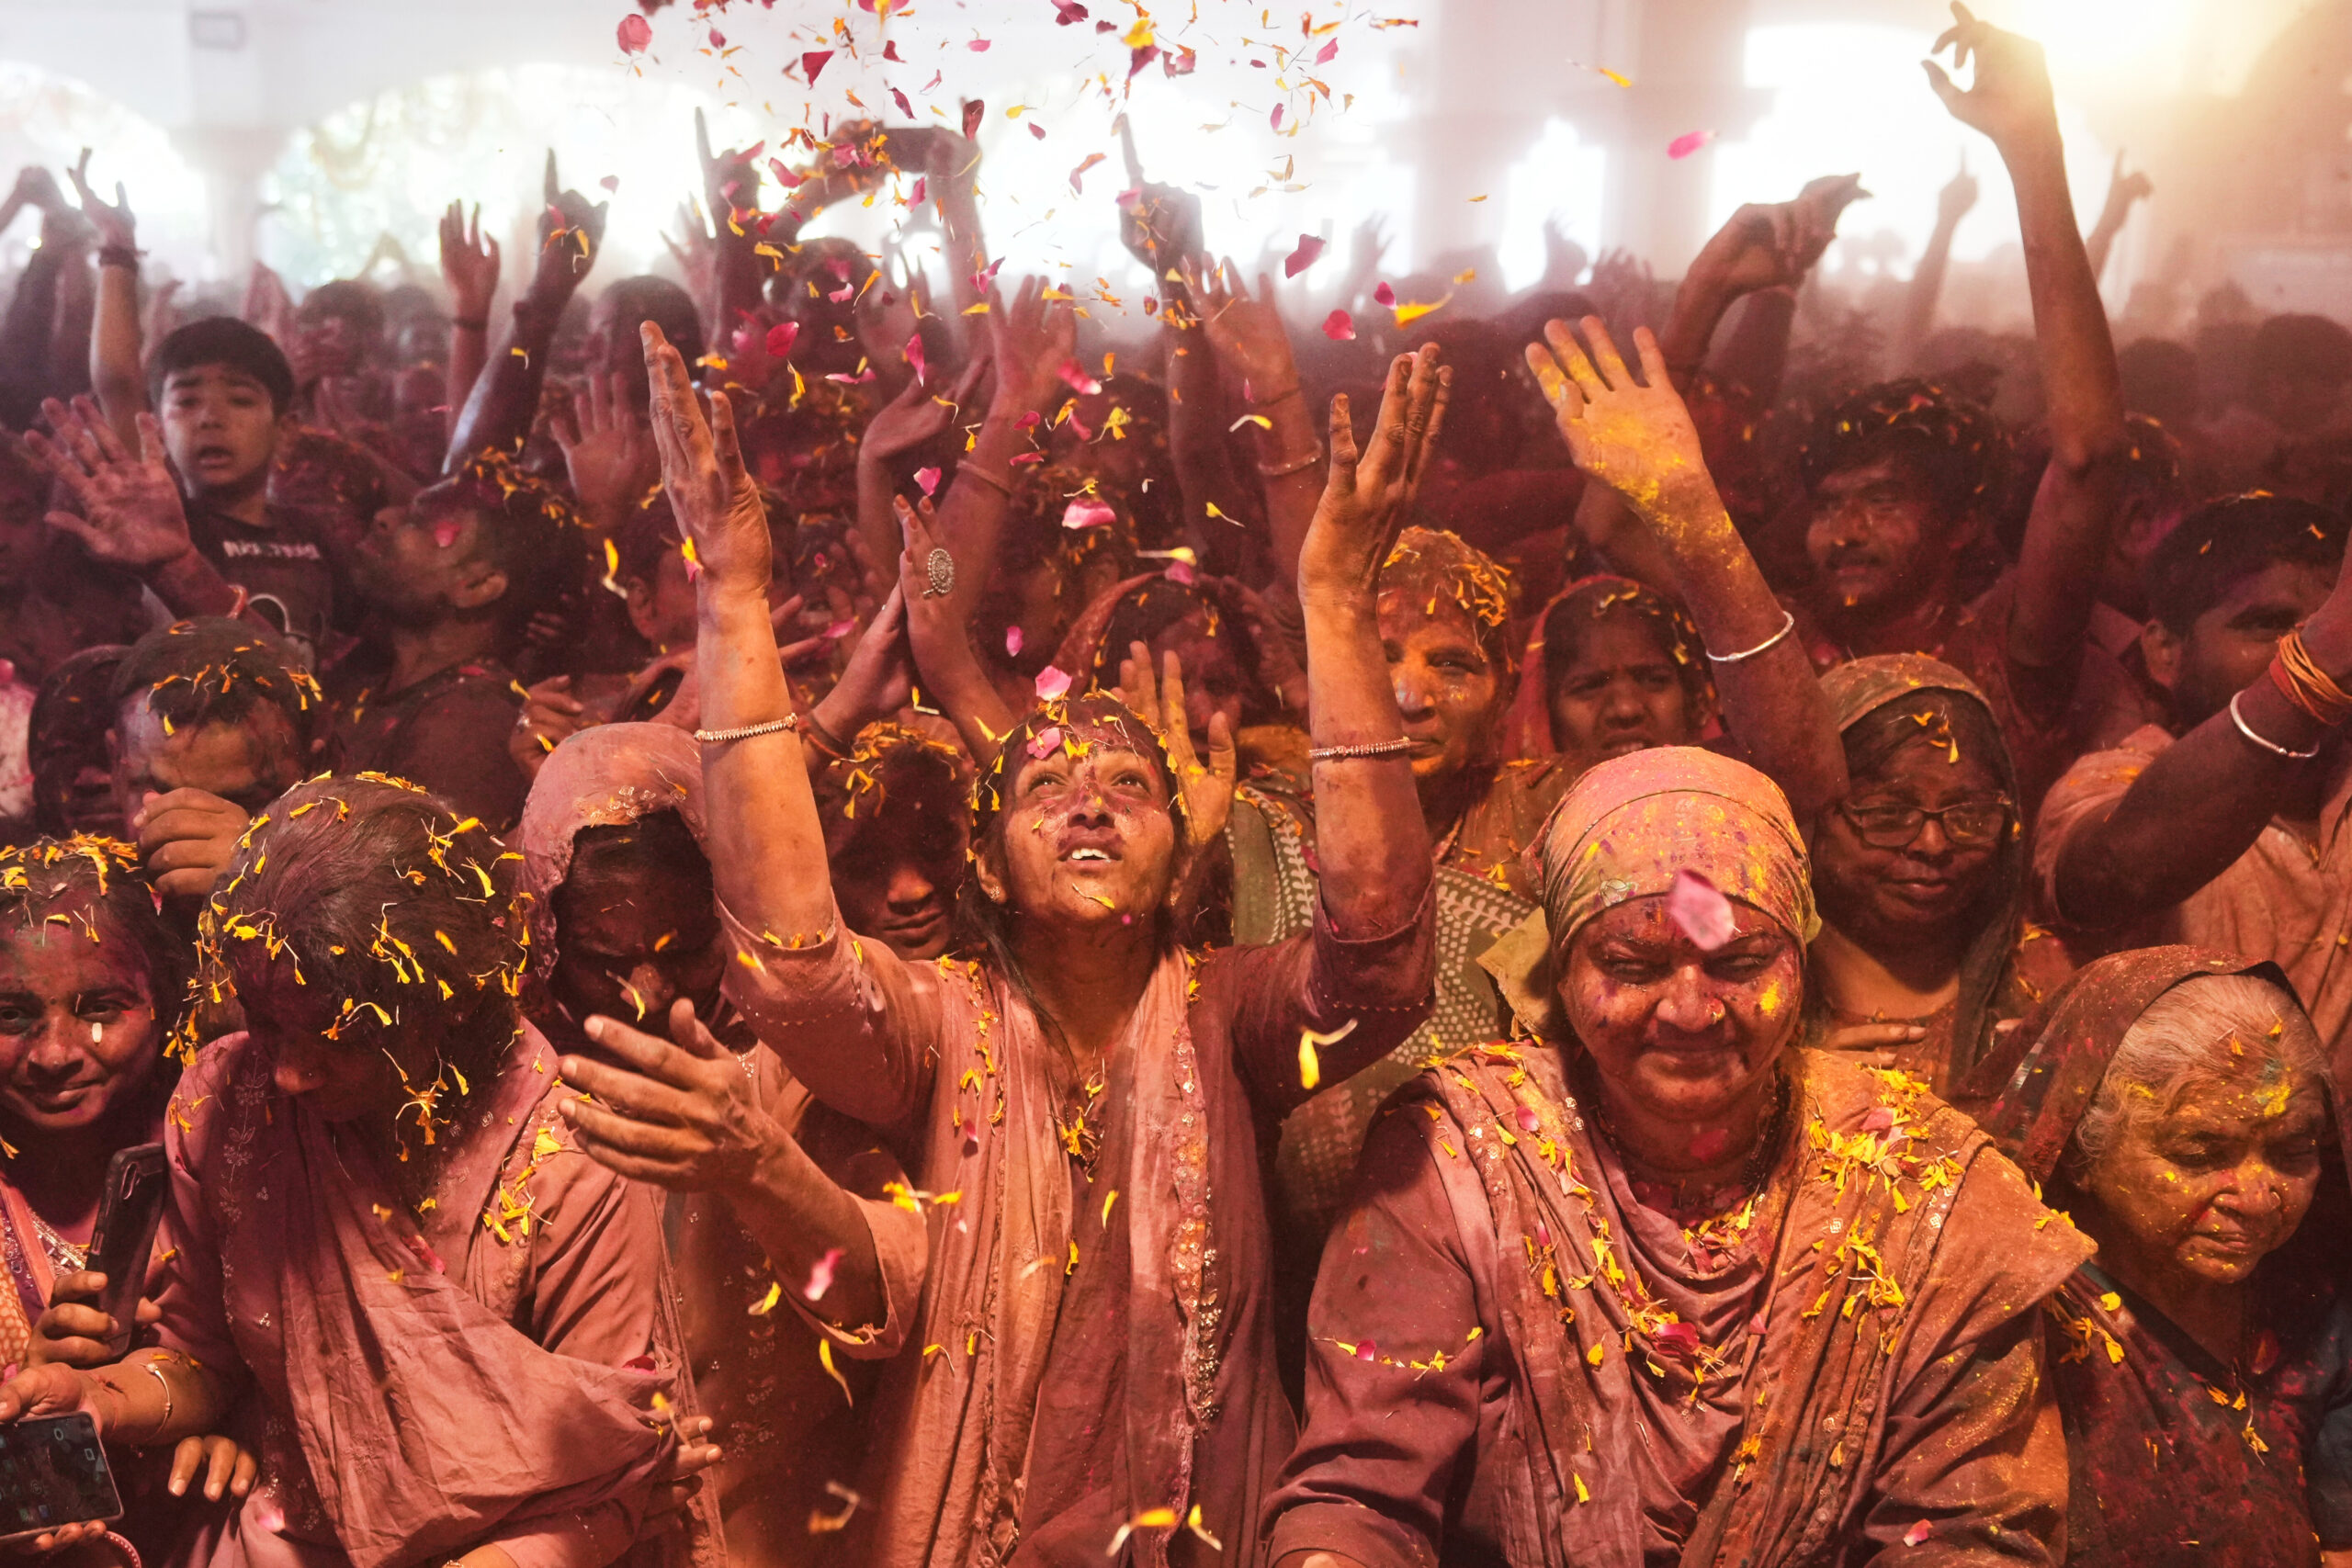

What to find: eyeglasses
left=1837, top=797, right=2013, bottom=850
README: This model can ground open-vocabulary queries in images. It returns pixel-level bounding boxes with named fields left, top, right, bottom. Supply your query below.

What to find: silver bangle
left=1704, top=610, right=1796, bottom=665
left=1308, top=738, right=1413, bottom=763
left=1256, top=443, right=1324, bottom=479
left=2229, top=692, right=2320, bottom=761
left=143, top=1360, right=174, bottom=1427
left=694, top=715, right=801, bottom=745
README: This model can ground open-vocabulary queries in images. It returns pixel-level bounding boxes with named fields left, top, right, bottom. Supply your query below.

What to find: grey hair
left=2067, top=973, right=2331, bottom=1180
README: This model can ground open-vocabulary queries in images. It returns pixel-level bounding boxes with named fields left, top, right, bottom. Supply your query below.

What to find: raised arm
left=69, top=152, right=147, bottom=444
left=1657, top=175, right=1863, bottom=392
left=1927, top=2, right=2129, bottom=680
left=445, top=153, right=605, bottom=469
left=931, top=276, right=1071, bottom=604
left=1898, top=161, right=1978, bottom=370
left=2083, top=152, right=2151, bottom=285
left=1297, top=346, right=1444, bottom=936
left=1187, top=259, right=1322, bottom=591
left=694, top=109, right=763, bottom=344
left=1528, top=318, right=1848, bottom=825
left=2053, top=548, right=2352, bottom=921
left=437, top=200, right=501, bottom=440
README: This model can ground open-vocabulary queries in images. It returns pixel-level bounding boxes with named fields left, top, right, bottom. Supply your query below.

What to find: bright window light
left=0, top=61, right=210, bottom=280
left=1498, top=118, right=1606, bottom=292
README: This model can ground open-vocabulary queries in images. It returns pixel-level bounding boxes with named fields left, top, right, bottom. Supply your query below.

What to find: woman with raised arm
left=639, top=319, right=1439, bottom=1566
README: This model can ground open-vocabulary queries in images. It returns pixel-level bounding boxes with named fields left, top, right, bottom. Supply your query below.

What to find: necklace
left=25, top=1208, right=85, bottom=1276
left=1585, top=1065, right=1792, bottom=1229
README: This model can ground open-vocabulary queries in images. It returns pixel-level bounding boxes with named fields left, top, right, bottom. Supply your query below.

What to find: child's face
left=158, top=364, right=283, bottom=499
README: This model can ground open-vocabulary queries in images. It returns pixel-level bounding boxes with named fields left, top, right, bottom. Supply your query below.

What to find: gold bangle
left=959, top=465, right=1015, bottom=500
left=143, top=1360, right=174, bottom=1427
left=694, top=715, right=800, bottom=745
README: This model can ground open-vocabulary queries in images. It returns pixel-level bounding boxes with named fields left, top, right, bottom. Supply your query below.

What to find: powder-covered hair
left=190, top=773, right=528, bottom=1083
left=1377, top=526, right=1518, bottom=671
left=2068, top=972, right=2331, bottom=1178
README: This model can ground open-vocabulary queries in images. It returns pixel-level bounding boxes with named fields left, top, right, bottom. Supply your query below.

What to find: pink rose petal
left=764, top=321, right=799, bottom=358
left=891, top=86, right=915, bottom=119
left=803, top=1246, right=845, bottom=1301
left=1012, top=408, right=1041, bottom=429
left=1322, top=308, right=1355, bottom=341
left=1903, top=1521, right=1933, bottom=1548
left=1164, top=560, right=1195, bottom=585
left=1004, top=626, right=1024, bottom=656
left=1053, top=0, right=1089, bottom=21
left=1666, top=868, right=1736, bottom=952
left=1035, top=665, right=1073, bottom=702
left=1283, top=233, right=1327, bottom=277
left=914, top=466, right=941, bottom=497
left=769, top=158, right=805, bottom=189
left=1860, top=1106, right=1897, bottom=1135
left=1353, top=1340, right=1377, bottom=1361
left=825, top=367, right=876, bottom=384
left=910, top=175, right=927, bottom=205
left=1653, top=1322, right=1701, bottom=1357
left=430, top=520, right=461, bottom=549
left=1026, top=724, right=1064, bottom=758
left=599, top=175, right=620, bottom=193
left=1314, top=37, right=1339, bottom=64
left=801, top=49, right=833, bottom=84
left=1373, top=280, right=1396, bottom=306
left=616, top=13, right=652, bottom=53
left=1061, top=498, right=1116, bottom=529
left=904, top=331, right=927, bottom=384
left=967, top=38, right=991, bottom=51
left=1514, top=1105, right=1540, bottom=1134
left=1270, top=103, right=1285, bottom=131
left=824, top=618, right=856, bottom=639
left=1668, top=129, right=1717, bottom=160
left=1057, top=358, right=1102, bottom=396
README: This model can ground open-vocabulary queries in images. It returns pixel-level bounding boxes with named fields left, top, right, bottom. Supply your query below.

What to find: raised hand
left=24, top=395, right=196, bottom=573
left=67, top=149, right=135, bottom=252
left=534, top=150, right=610, bottom=290
left=1118, top=181, right=1204, bottom=272
left=1924, top=1, right=2056, bottom=152
left=1524, top=318, right=1710, bottom=529
left=988, top=276, right=1078, bottom=415
left=2098, top=152, right=2153, bottom=226
left=643, top=322, right=771, bottom=605
left=132, top=787, right=252, bottom=902
left=1116, top=642, right=1236, bottom=848
left=553, top=369, right=658, bottom=531
left=662, top=200, right=716, bottom=305
left=508, top=674, right=592, bottom=777
left=862, top=355, right=987, bottom=466
left=1688, top=175, right=1865, bottom=299
left=560, top=999, right=786, bottom=1192
left=695, top=107, right=761, bottom=221
left=1297, top=344, right=1449, bottom=604
left=437, top=200, right=501, bottom=319
left=1183, top=257, right=1301, bottom=401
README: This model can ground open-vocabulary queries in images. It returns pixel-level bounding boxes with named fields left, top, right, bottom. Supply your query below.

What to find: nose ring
left=1705, top=998, right=1726, bottom=1023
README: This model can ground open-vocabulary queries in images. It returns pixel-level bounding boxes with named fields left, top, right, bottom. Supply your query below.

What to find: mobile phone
left=0, top=1414, right=121, bottom=1540
left=83, top=1144, right=166, bottom=1361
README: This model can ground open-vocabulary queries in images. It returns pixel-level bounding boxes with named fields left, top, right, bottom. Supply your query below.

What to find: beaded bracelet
left=695, top=715, right=801, bottom=745
left=1307, top=738, right=1413, bottom=763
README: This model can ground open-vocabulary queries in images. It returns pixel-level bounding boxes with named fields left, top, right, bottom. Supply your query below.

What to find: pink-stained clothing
left=2031, top=724, right=2352, bottom=1080
left=719, top=888, right=1434, bottom=1568
left=1265, top=1044, right=2089, bottom=1568
left=153, top=1025, right=718, bottom=1568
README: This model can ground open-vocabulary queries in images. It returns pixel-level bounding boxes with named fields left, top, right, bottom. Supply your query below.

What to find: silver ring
left=924, top=547, right=955, bottom=599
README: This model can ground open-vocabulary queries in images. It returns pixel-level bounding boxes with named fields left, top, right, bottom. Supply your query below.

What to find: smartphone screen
left=0, top=1415, right=120, bottom=1538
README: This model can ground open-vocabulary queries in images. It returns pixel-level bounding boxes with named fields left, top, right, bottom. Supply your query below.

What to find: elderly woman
left=1804, top=655, right=2075, bottom=1095
left=0, top=776, right=718, bottom=1568
left=1265, top=747, right=2093, bottom=1567
left=514, top=724, right=923, bottom=1568
left=639, top=316, right=1440, bottom=1565
left=1965, top=949, right=2352, bottom=1566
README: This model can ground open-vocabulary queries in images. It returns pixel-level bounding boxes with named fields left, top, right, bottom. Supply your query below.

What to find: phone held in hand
left=85, top=1143, right=167, bottom=1361
left=0, top=1414, right=121, bottom=1541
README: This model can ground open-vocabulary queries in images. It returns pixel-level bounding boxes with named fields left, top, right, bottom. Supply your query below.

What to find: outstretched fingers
left=1541, top=319, right=1609, bottom=400
left=1523, top=338, right=1584, bottom=421
left=1322, top=390, right=1360, bottom=501
left=1579, top=316, right=1636, bottom=389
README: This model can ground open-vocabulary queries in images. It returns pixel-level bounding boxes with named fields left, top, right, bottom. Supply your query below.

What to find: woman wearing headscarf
left=1963, top=948, right=2352, bottom=1566
left=1263, top=746, right=2092, bottom=1567
left=512, top=725, right=925, bottom=1568
left=639, top=321, right=1441, bottom=1566
left=1498, top=575, right=1716, bottom=776
left=1803, top=655, right=2075, bottom=1098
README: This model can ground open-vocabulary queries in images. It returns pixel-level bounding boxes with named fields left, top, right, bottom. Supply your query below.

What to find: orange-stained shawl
left=153, top=1026, right=718, bottom=1568
left=1962, top=946, right=2352, bottom=1566
left=718, top=883, right=1433, bottom=1568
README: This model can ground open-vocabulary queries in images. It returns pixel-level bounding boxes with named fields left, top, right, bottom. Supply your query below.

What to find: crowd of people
left=0, top=5, right=2350, bottom=1565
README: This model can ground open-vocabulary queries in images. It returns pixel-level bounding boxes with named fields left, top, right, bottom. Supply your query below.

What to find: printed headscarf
left=1482, top=747, right=1814, bottom=1042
